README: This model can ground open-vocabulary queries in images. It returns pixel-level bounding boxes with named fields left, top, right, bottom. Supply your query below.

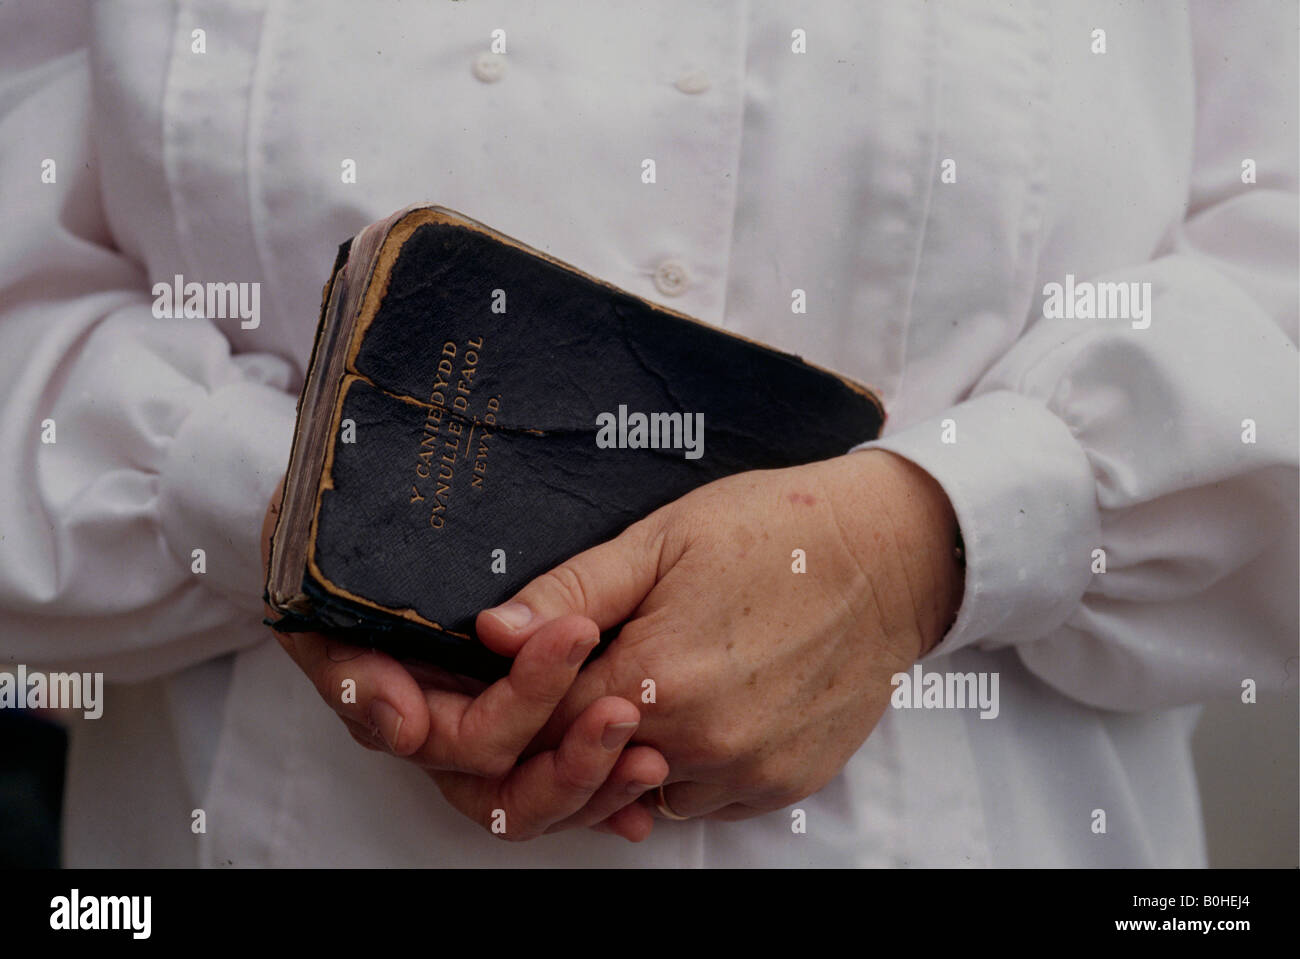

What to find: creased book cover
left=266, top=205, right=885, bottom=679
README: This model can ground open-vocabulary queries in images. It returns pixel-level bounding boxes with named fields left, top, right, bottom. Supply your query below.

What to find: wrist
left=828, top=450, right=965, bottom=659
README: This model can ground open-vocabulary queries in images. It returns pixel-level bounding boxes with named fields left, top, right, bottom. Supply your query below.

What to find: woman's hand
left=261, top=481, right=669, bottom=842
left=261, top=446, right=962, bottom=840
left=474, top=449, right=963, bottom=827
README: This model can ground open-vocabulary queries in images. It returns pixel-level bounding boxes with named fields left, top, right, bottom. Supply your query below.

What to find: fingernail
left=369, top=700, right=404, bottom=751
left=488, top=602, right=533, bottom=630
left=627, top=780, right=660, bottom=795
left=601, top=721, right=638, bottom=750
left=568, top=635, right=600, bottom=667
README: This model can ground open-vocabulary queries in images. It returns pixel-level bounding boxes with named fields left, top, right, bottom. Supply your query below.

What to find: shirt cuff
left=157, top=380, right=297, bottom=607
left=854, top=390, right=1101, bottom=657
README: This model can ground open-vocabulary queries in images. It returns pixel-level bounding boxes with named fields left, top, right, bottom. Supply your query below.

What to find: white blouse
left=0, top=0, right=1294, bottom=866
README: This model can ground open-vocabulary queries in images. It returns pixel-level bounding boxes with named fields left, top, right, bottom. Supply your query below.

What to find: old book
left=265, top=205, right=885, bottom=680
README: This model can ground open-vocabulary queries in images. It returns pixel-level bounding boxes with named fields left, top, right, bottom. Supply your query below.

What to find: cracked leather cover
left=288, top=209, right=884, bottom=680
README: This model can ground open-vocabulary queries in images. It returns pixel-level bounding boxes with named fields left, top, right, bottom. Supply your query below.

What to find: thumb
left=476, top=515, right=666, bottom=656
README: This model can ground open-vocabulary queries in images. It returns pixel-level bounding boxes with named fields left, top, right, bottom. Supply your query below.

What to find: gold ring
left=654, top=785, right=690, bottom=821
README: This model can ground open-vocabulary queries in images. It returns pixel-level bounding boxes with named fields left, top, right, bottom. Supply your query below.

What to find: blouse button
left=472, top=52, right=506, bottom=83
left=674, top=69, right=711, bottom=95
left=653, top=260, right=690, bottom=297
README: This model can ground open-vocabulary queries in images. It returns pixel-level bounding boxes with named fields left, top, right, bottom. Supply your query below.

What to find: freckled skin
left=525, top=449, right=963, bottom=823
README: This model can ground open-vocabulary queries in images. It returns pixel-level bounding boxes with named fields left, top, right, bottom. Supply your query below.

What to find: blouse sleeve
left=0, top=5, right=297, bottom=681
left=858, top=0, right=1298, bottom=710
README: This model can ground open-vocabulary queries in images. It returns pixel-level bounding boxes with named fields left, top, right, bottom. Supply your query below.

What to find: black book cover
left=268, top=207, right=884, bottom=680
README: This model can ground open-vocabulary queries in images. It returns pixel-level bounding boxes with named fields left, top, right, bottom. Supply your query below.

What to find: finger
left=599, top=802, right=657, bottom=842
left=543, top=745, right=669, bottom=834
left=475, top=515, right=666, bottom=656
left=341, top=715, right=386, bottom=752
left=703, top=803, right=771, bottom=823
left=525, top=634, right=646, bottom=758
left=499, top=697, right=642, bottom=836
left=645, top=780, right=735, bottom=821
left=273, top=629, right=429, bottom=757
left=399, top=659, right=490, bottom=696
left=410, top=614, right=601, bottom=776
left=434, top=696, right=642, bottom=840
